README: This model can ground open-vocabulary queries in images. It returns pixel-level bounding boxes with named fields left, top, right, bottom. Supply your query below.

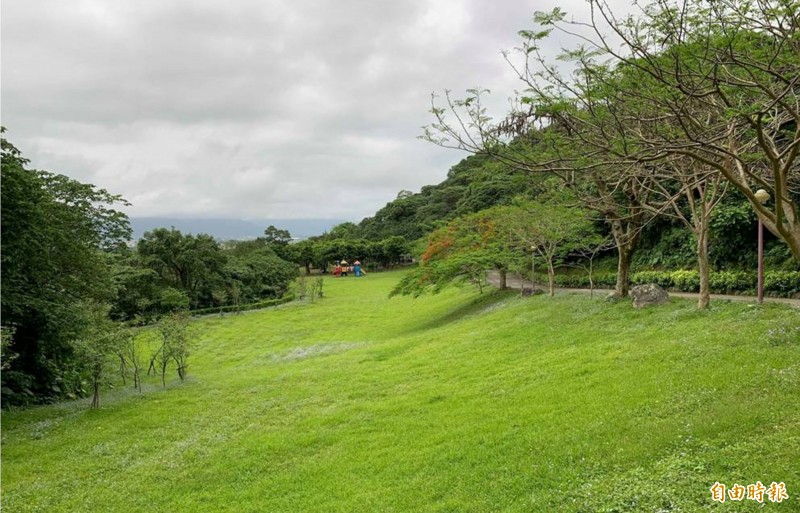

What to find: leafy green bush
left=671, top=270, right=700, bottom=292
left=553, top=275, right=583, bottom=288
left=631, top=271, right=673, bottom=288
left=626, top=270, right=799, bottom=297
left=764, top=271, right=800, bottom=296
left=708, top=271, right=755, bottom=294
left=544, top=269, right=798, bottom=297
left=546, top=273, right=617, bottom=288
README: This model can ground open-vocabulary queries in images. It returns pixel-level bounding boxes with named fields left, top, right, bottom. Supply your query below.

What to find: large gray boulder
left=630, top=283, right=670, bottom=308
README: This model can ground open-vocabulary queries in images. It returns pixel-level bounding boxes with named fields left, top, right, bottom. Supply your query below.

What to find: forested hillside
left=1, top=133, right=299, bottom=406
left=357, top=154, right=546, bottom=241
left=353, top=0, right=800, bottom=308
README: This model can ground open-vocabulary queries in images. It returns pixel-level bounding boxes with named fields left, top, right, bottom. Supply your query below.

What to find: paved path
left=488, top=272, right=800, bottom=309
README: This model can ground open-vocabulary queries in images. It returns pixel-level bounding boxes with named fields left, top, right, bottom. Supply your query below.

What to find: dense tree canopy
left=418, top=0, right=799, bottom=304
left=1, top=132, right=300, bottom=405
left=358, top=154, right=545, bottom=241
left=1, top=131, right=131, bottom=403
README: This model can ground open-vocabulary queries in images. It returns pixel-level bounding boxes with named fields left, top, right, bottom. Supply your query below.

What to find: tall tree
left=137, top=228, right=227, bottom=309
left=498, top=197, right=600, bottom=296
left=73, top=303, right=131, bottom=408
left=420, top=0, right=800, bottom=305
left=391, top=210, right=515, bottom=297
left=1, top=130, right=131, bottom=404
left=263, top=224, right=292, bottom=245
left=531, top=0, right=800, bottom=262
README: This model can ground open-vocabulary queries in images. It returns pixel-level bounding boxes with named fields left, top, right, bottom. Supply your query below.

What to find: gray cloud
left=2, top=0, right=629, bottom=221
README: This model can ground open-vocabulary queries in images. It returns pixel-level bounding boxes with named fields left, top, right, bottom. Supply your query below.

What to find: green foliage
left=1, top=130, right=131, bottom=405
left=128, top=229, right=297, bottom=320
left=380, top=236, right=410, bottom=266
left=290, top=234, right=409, bottom=273
left=633, top=224, right=696, bottom=269
left=137, top=228, right=227, bottom=310
left=708, top=271, right=756, bottom=294
left=391, top=205, right=522, bottom=297
left=630, top=270, right=678, bottom=289
left=158, top=287, right=192, bottom=312
left=390, top=251, right=498, bottom=297
left=709, top=193, right=758, bottom=268
left=291, top=239, right=317, bottom=274
left=544, top=272, right=619, bottom=289
left=394, top=193, right=604, bottom=297
left=189, top=295, right=295, bottom=316
left=1, top=326, right=18, bottom=371
left=503, top=195, right=602, bottom=294
left=72, top=303, right=132, bottom=408
left=628, top=270, right=800, bottom=297
left=225, top=249, right=298, bottom=302
left=309, top=278, right=324, bottom=303
left=541, top=269, right=800, bottom=297
left=157, top=312, right=193, bottom=383
left=764, top=271, right=800, bottom=296
left=262, top=225, right=292, bottom=245
left=358, top=153, right=544, bottom=241
left=327, top=222, right=360, bottom=240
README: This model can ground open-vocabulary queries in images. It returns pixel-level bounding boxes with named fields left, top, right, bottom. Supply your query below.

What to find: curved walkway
left=488, top=272, right=800, bottom=309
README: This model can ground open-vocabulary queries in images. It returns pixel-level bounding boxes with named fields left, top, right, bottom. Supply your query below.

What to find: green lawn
left=3, top=271, right=799, bottom=512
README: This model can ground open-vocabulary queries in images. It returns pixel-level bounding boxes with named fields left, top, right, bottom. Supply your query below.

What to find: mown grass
left=2, top=271, right=799, bottom=512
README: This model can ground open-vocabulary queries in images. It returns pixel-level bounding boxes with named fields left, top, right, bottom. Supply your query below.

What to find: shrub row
left=534, top=270, right=800, bottom=297
left=537, top=273, right=617, bottom=289
left=631, top=270, right=800, bottom=296
left=191, top=294, right=296, bottom=317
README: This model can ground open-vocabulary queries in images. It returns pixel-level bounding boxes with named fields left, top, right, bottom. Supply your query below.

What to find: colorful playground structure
left=333, top=260, right=365, bottom=277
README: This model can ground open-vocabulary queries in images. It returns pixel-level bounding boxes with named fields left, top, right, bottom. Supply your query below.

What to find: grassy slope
left=2, top=272, right=799, bottom=512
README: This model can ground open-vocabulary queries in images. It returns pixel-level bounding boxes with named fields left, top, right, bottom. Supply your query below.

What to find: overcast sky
left=2, top=0, right=617, bottom=222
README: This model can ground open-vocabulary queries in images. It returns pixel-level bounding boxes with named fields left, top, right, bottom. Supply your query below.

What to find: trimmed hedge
left=544, top=273, right=617, bottom=289
left=536, top=270, right=800, bottom=297
left=764, top=271, right=800, bottom=296
left=631, top=270, right=800, bottom=297
left=191, top=294, right=296, bottom=317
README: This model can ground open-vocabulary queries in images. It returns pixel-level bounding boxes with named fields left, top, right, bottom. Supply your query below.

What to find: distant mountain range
left=129, top=217, right=347, bottom=241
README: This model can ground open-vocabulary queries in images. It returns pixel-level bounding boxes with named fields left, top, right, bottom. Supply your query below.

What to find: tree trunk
left=118, top=354, right=126, bottom=386
left=615, top=244, right=634, bottom=298
left=499, top=268, right=507, bottom=289
left=305, top=263, right=311, bottom=276
left=608, top=218, right=639, bottom=299
left=697, top=222, right=711, bottom=310
left=721, top=161, right=800, bottom=265
left=758, top=208, right=800, bottom=265
left=547, top=260, right=555, bottom=297
left=91, top=380, right=100, bottom=409
left=176, top=357, right=186, bottom=382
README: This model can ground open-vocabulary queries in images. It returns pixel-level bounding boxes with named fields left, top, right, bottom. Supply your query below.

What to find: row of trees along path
left=422, top=0, right=800, bottom=310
